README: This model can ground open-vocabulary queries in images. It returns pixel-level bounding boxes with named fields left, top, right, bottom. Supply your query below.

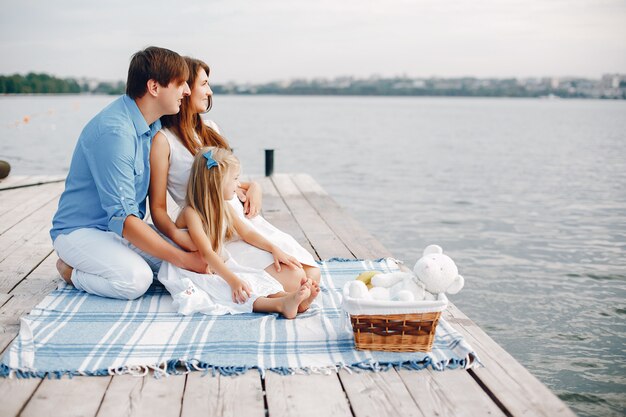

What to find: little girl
left=158, top=147, right=317, bottom=319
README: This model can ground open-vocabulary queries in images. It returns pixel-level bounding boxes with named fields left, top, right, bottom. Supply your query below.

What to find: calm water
left=1, top=95, right=625, bottom=417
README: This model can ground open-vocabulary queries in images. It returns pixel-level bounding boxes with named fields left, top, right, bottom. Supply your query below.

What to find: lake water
left=1, top=95, right=625, bottom=417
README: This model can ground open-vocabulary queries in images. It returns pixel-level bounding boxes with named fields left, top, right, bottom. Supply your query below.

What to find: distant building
left=601, top=74, right=621, bottom=89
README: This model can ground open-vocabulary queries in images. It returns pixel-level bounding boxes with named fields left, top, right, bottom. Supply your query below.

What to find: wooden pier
left=0, top=174, right=576, bottom=417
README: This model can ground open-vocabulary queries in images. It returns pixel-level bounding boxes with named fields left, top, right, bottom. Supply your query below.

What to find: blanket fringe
left=0, top=353, right=481, bottom=380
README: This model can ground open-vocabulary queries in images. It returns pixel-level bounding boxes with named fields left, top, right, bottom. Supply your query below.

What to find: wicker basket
left=349, top=311, right=441, bottom=352
left=342, top=282, right=448, bottom=352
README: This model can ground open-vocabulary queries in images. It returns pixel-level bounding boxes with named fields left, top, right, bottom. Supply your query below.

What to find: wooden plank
left=0, top=175, right=35, bottom=190
left=0, top=378, right=43, bottom=417
left=0, top=181, right=64, bottom=235
left=339, top=369, right=425, bottom=417
left=270, top=174, right=353, bottom=260
left=97, top=374, right=186, bottom=417
left=95, top=374, right=145, bottom=417
left=21, top=375, right=112, bottom=417
left=9, top=251, right=59, bottom=296
left=256, top=176, right=317, bottom=257
left=443, top=304, right=577, bottom=417
left=0, top=187, right=39, bottom=215
left=397, top=368, right=506, bottom=417
left=0, top=197, right=58, bottom=293
left=0, top=244, right=55, bottom=295
left=0, top=293, right=12, bottom=308
left=291, top=173, right=392, bottom=259
left=0, top=254, right=59, bottom=356
left=0, top=175, right=65, bottom=191
left=265, top=373, right=352, bottom=417
left=0, top=194, right=57, bottom=258
left=181, top=371, right=265, bottom=417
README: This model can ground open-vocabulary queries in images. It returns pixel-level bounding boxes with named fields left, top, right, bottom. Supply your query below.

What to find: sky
left=1, top=0, right=625, bottom=83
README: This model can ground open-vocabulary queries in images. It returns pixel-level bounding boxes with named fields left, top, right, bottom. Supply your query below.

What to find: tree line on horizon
left=0, top=73, right=124, bottom=95
left=1, top=73, right=82, bottom=94
left=2, top=72, right=624, bottom=99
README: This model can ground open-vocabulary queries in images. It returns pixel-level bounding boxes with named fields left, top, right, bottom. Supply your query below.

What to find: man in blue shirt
left=51, top=47, right=208, bottom=299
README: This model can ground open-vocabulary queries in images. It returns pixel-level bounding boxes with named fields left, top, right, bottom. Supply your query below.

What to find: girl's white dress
left=157, top=121, right=317, bottom=315
left=158, top=257, right=284, bottom=315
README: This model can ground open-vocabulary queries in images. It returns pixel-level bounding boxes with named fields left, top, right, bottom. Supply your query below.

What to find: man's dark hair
left=126, top=46, right=189, bottom=99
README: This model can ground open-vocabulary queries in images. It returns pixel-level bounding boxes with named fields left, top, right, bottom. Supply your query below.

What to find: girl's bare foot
left=56, top=258, right=73, bottom=285
left=297, top=280, right=320, bottom=313
left=281, top=284, right=310, bottom=319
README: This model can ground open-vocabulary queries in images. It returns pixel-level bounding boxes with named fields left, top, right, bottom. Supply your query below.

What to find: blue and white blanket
left=1, top=259, right=479, bottom=378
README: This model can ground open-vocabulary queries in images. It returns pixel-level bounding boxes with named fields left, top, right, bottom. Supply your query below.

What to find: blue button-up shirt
left=50, top=95, right=161, bottom=242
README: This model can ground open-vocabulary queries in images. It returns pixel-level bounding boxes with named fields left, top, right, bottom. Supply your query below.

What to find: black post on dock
left=265, top=149, right=274, bottom=177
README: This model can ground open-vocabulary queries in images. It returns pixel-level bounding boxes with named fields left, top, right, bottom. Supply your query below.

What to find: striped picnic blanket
left=1, top=259, right=479, bottom=378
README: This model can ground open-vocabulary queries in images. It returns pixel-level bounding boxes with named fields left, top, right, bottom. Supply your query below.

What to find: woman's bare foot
left=297, top=280, right=320, bottom=313
left=281, top=284, right=310, bottom=319
left=56, top=258, right=73, bottom=285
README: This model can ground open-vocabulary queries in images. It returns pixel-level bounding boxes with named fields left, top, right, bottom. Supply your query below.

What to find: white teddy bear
left=346, top=244, right=464, bottom=302
left=414, top=244, right=464, bottom=300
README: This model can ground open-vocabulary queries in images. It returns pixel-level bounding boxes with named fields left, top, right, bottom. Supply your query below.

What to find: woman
left=149, top=57, right=321, bottom=296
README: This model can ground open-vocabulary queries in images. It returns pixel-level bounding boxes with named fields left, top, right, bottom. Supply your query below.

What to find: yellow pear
left=356, top=271, right=379, bottom=289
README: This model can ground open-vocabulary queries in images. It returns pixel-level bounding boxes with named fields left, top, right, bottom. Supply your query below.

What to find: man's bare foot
left=281, top=284, right=311, bottom=319
left=56, top=258, right=73, bottom=285
left=297, top=280, right=320, bottom=313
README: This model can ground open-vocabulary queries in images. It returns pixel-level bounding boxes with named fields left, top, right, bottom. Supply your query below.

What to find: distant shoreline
left=1, top=92, right=625, bottom=101
left=2, top=73, right=625, bottom=100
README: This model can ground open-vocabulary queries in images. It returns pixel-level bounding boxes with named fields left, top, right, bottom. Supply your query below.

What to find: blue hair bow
left=203, top=150, right=218, bottom=169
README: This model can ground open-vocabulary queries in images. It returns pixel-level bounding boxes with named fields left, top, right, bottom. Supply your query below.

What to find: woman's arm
left=236, top=181, right=263, bottom=218
left=122, top=215, right=207, bottom=273
left=149, top=132, right=197, bottom=251
left=183, top=208, right=252, bottom=303
left=230, top=207, right=301, bottom=271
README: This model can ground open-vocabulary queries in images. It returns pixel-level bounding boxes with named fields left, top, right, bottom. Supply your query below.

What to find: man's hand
left=178, top=251, right=211, bottom=274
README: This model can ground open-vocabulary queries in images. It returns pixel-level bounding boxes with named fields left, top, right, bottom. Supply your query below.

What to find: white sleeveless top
left=159, top=121, right=316, bottom=270
left=161, top=120, right=220, bottom=207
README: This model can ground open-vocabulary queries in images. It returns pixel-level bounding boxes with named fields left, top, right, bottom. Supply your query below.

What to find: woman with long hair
left=149, top=57, right=321, bottom=305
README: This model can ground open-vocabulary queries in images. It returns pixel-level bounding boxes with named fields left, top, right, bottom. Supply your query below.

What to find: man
left=50, top=46, right=208, bottom=300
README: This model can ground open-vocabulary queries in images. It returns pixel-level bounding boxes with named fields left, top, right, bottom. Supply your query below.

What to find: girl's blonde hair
left=186, top=146, right=239, bottom=254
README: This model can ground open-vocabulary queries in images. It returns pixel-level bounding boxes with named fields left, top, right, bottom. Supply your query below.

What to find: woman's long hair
left=186, top=147, right=238, bottom=254
left=161, top=57, right=230, bottom=155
